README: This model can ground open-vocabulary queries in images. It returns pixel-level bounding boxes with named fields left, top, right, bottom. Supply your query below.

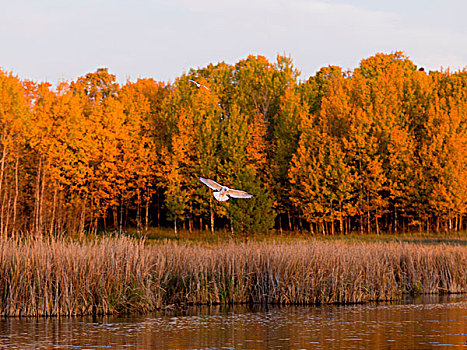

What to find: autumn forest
left=1, top=52, right=466, bottom=237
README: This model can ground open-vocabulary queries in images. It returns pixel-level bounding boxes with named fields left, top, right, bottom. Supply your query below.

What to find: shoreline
left=0, top=235, right=466, bottom=317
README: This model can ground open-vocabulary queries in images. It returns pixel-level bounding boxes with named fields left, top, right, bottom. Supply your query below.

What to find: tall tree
left=0, top=70, right=30, bottom=235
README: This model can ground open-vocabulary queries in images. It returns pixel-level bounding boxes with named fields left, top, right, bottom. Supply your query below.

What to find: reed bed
left=0, top=236, right=466, bottom=316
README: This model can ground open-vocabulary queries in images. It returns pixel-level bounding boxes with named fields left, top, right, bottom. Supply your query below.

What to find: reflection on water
left=1, top=295, right=467, bottom=349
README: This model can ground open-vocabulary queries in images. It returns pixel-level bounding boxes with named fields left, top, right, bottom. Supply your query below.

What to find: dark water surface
left=1, top=295, right=467, bottom=349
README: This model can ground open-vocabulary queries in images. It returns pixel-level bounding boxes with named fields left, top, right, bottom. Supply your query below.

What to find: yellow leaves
left=287, top=52, right=467, bottom=233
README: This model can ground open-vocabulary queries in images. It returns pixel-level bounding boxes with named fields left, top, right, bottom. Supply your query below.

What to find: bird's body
left=199, top=177, right=253, bottom=201
left=188, top=79, right=211, bottom=91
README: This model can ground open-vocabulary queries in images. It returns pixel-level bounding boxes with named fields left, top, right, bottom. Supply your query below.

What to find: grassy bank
left=0, top=236, right=466, bottom=316
left=136, top=227, right=467, bottom=243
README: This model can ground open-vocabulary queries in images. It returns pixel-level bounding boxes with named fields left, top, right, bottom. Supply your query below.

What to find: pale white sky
left=1, top=0, right=466, bottom=84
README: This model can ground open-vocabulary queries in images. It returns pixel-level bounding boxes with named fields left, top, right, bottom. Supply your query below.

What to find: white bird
left=188, top=79, right=211, bottom=91
left=199, top=177, right=253, bottom=202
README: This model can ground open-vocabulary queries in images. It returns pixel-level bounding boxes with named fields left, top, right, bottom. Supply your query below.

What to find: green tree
left=218, top=105, right=274, bottom=235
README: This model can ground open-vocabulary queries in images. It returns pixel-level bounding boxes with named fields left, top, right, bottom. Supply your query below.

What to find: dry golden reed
left=0, top=236, right=466, bottom=316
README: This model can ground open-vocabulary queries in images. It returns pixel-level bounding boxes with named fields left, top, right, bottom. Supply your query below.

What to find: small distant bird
left=199, top=177, right=253, bottom=202
left=188, top=79, right=211, bottom=91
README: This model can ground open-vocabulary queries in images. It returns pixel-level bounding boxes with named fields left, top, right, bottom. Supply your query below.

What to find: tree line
left=0, top=52, right=466, bottom=236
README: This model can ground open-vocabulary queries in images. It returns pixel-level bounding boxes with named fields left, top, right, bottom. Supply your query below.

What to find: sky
left=1, top=0, right=467, bottom=85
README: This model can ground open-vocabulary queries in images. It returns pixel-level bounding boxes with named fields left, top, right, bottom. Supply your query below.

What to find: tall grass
left=0, top=236, right=466, bottom=316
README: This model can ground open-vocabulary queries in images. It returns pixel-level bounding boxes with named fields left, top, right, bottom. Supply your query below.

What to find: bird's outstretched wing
left=226, top=189, right=254, bottom=199
left=188, top=79, right=211, bottom=91
left=199, top=177, right=223, bottom=191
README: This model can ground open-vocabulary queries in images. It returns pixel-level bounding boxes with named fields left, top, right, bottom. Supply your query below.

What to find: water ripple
left=0, top=295, right=466, bottom=349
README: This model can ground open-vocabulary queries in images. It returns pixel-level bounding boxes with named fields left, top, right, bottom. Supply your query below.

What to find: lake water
left=1, top=295, right=466, bottom=349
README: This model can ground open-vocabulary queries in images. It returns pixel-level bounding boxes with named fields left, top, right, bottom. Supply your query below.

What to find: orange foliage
left=0, top=52, right=466, bottom=235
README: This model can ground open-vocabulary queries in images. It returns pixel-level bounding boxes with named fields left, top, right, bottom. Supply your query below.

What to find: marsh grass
left=0, top=236, right=466, bottom=316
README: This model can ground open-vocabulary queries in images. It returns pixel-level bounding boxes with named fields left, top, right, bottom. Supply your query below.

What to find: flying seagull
left=199, top=177, right=253, bottom=202
left=188, top=79, right=211, bottom=91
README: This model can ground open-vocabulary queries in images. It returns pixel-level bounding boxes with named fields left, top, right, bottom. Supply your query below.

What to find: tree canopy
left=0, top=52, right=466, bottom=236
